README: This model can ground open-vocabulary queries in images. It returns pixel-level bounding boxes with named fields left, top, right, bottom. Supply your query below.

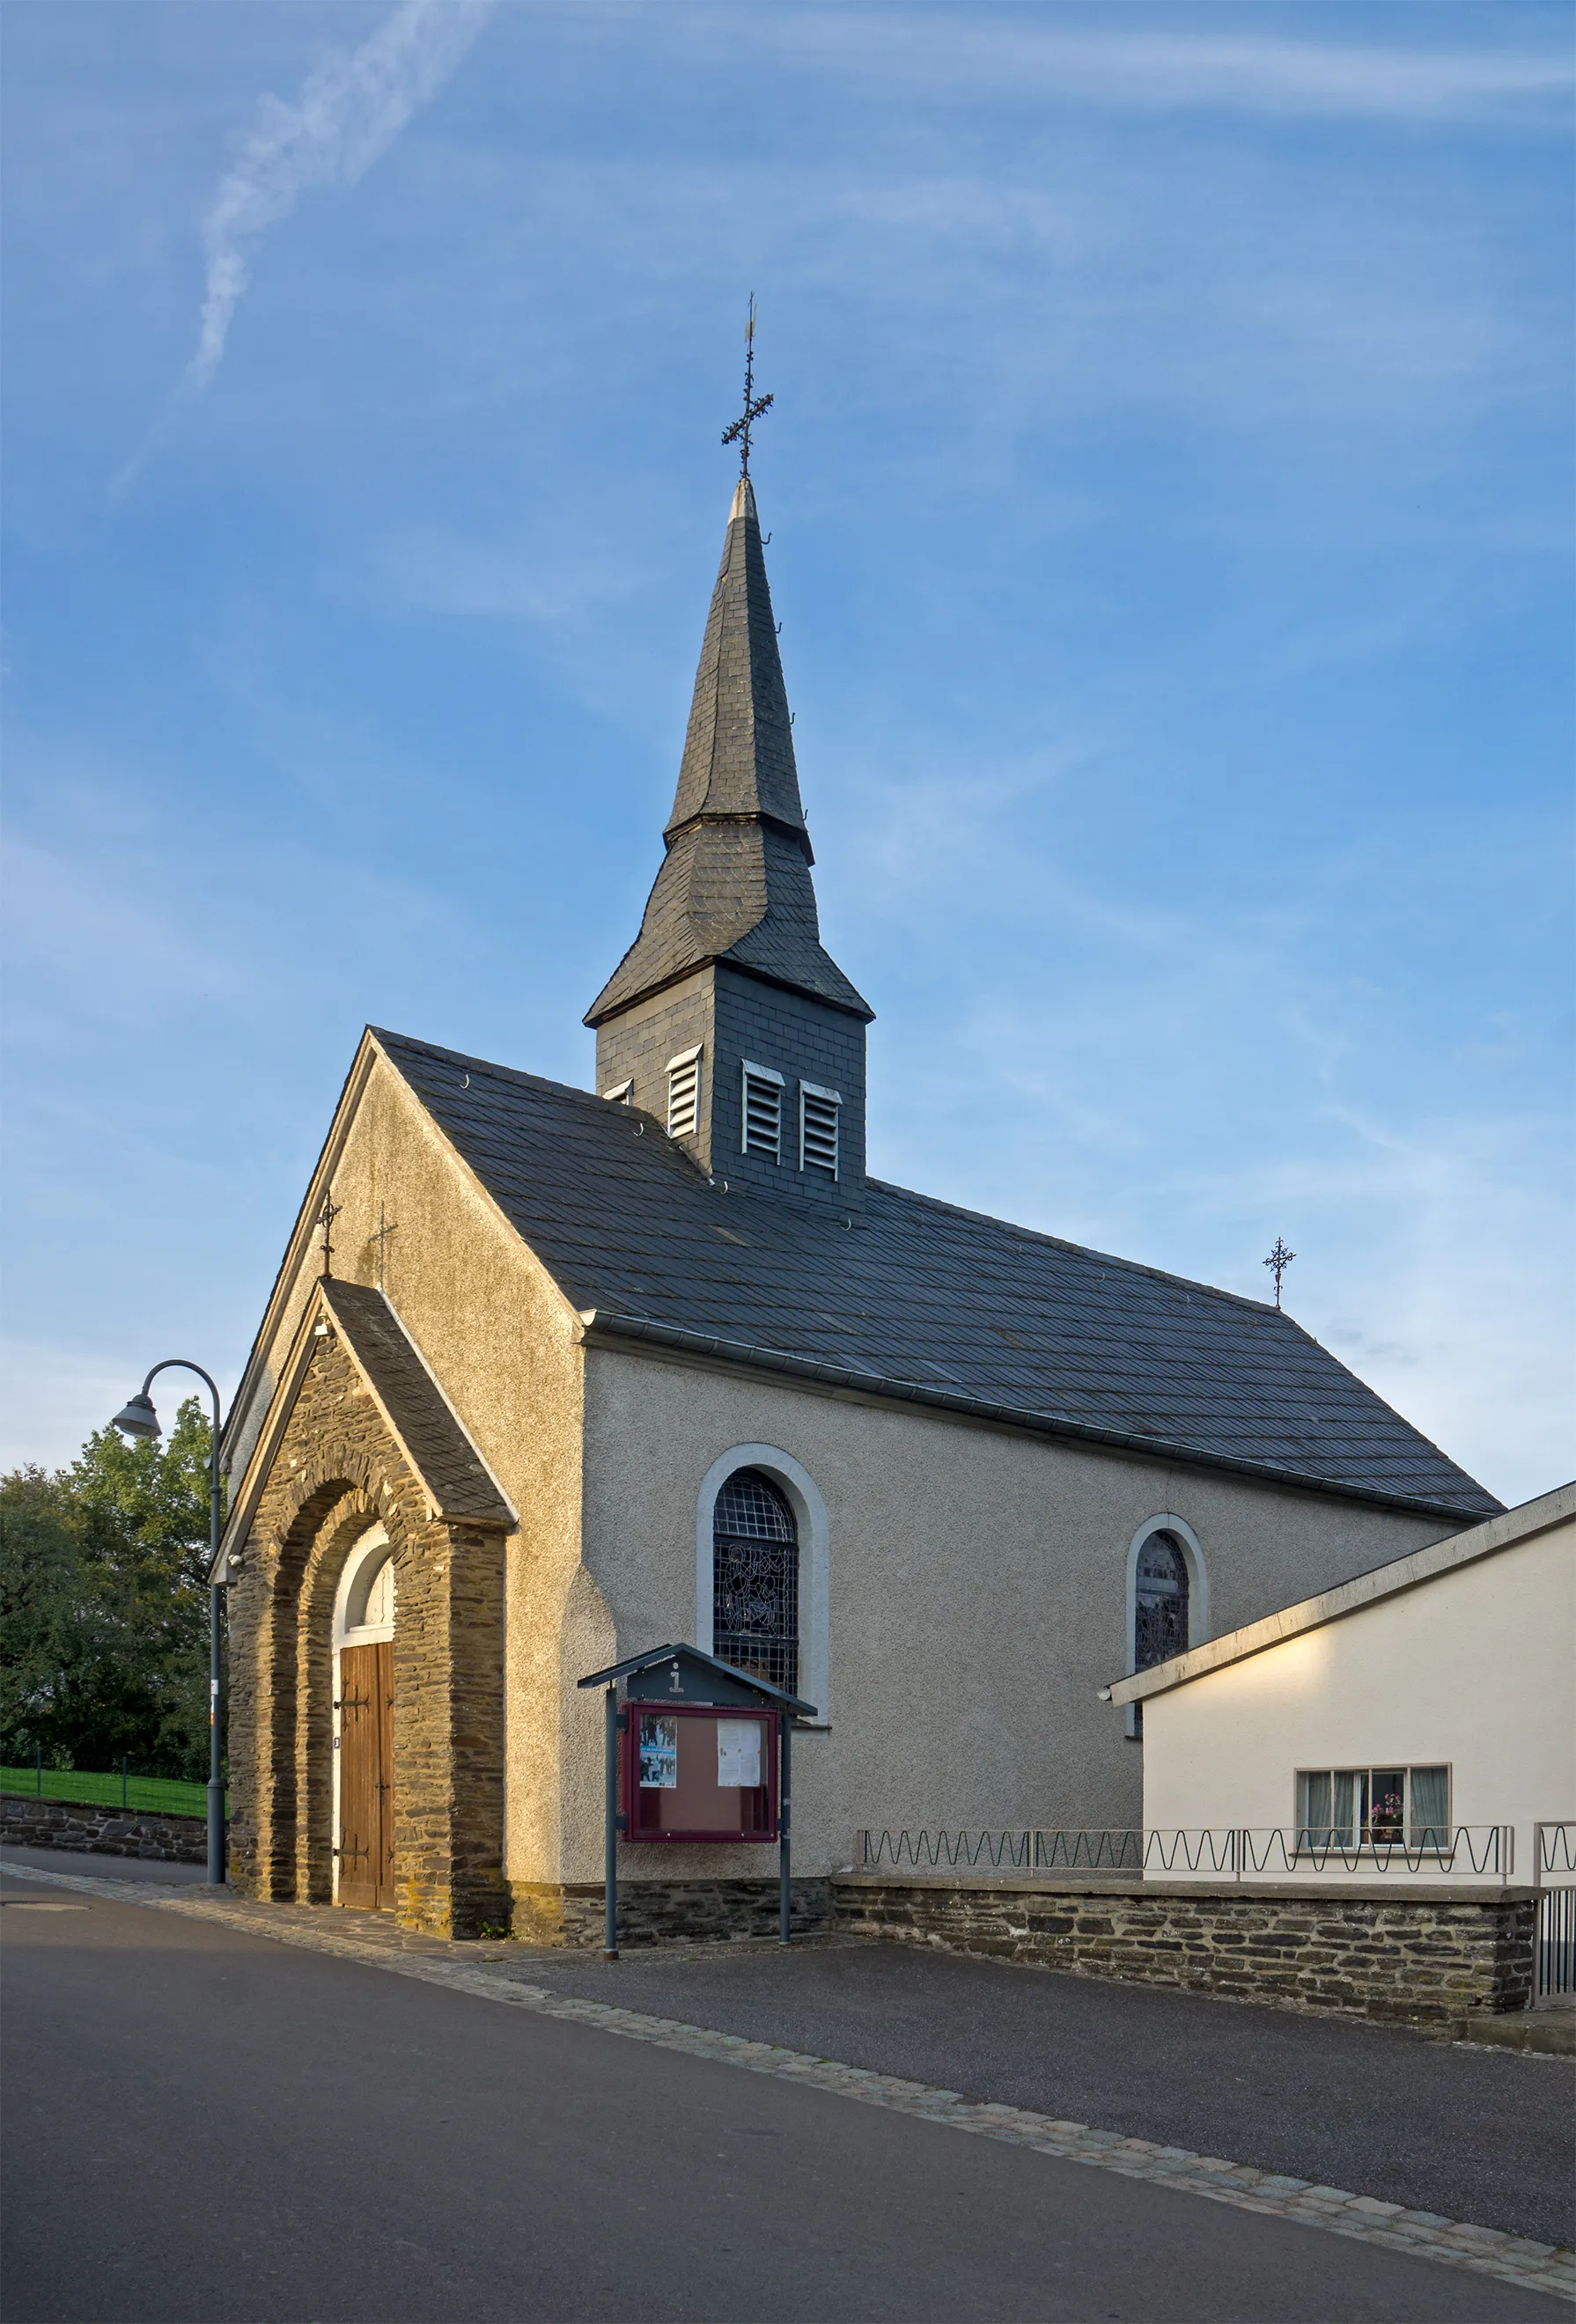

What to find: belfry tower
left=585, top=475, right=873, bottom=1208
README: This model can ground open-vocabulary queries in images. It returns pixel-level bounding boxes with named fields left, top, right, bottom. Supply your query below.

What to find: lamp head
left=111, top=1392, right=161, bottom=1441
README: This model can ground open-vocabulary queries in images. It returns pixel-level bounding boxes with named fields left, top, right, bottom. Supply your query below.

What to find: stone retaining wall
left=512, top=1878, right=832, bottom=1948
left=831, top=1872, right=1538, bottom=2025
left=1, top=1792, right=207, bottom=1865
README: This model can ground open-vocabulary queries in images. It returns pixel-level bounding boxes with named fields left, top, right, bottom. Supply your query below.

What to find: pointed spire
left=664, top=476, right=808, bottom=849
left=585, top=483, right=872, bottom=1028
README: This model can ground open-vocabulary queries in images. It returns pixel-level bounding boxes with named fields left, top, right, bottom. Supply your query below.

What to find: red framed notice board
left=622, top=1703, right=778, bottom=1842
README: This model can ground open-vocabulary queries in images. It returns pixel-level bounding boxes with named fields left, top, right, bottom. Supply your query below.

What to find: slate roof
left=217, top=1270, right=513, bottom=1570
left=585, top=477, right=873, bottom=1026
left=372, top=1027, right=1499, bottom=1523
left=319, top=1277, right=513, bottom=1526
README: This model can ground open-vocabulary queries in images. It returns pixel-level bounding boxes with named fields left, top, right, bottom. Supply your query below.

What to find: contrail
left=115, top=0, right=494, bottom=489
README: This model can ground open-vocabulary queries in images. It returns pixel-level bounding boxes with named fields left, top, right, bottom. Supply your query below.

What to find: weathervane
left=721, top=294, right=773, bottom=476
left=317, top=1189, right=342, bottom=1279
left=1263, top=1237, right=1296, bottom=1309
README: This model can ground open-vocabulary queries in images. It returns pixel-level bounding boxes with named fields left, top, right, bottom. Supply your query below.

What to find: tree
left=0, top=1398, right=218, bottom=1778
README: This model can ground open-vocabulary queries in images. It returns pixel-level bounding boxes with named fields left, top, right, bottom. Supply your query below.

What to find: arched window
left=712, top=1467, right=799, bottom=1695
left=343, top=1548, right=394, bottom=1638
left=1134, top=1530, right=1189, bottom=1673
left=333, top=1528, right=396, bottom=1648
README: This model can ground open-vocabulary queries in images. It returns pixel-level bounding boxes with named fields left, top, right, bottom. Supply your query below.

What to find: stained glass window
left=713, top=1468, right=799, bottom=1695
left=1134, top=1531, right=1189, bottom=1672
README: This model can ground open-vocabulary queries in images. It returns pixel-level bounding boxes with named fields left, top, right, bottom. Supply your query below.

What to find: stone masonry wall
left=831, top=1873, right=1538, bottom=2024
left=512, top=1877, right=832, bottom=1948
left=226, top=1320, right=507, bottom=1938
left=1, top=1793, right=206, bottom=1864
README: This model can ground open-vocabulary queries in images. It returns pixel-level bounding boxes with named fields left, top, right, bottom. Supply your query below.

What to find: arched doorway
left=333, top=1531, right=396, bottom=1911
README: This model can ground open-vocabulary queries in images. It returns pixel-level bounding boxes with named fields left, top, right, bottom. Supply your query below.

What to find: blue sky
left=3, top=1, right=1571, bottom=1504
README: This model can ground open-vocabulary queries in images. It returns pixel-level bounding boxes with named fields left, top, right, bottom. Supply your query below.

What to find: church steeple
left=666, top=474, right=806, bottom=842
left=585, top=477, right=871, bottom=1028
left=586, top=478, right=872, bottom=1207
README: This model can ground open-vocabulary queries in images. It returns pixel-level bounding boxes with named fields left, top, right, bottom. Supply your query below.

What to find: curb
left=1454, top=2011, right=1576, bottom=2059
left=4, top=1859, right=1572, bottom=2306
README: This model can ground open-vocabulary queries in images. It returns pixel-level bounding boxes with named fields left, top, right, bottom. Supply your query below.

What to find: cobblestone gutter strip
left=5, top=1862, right=1572, bottom=2308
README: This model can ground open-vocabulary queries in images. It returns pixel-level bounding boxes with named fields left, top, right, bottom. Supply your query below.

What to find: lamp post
left=112, top=1360, right=225, bottom=1886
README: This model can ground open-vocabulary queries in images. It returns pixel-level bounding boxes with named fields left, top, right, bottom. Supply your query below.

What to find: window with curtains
left=712, top=1467, right=799, bottom=1695
left=1296, top=1765, right=1451, bottom=1849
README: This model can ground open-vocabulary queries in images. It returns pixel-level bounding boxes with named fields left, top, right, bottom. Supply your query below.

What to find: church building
left=217, top=473, right=1499, bottom=1939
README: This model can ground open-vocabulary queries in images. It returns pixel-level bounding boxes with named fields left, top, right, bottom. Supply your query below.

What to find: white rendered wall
left=1139, top=1516, right=1575, bottom=1882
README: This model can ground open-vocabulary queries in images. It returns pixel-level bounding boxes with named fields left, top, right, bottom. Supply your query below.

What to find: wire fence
left=853, top=1826, right=1520, bottom=1879
left=1, top=1761, right=217, bottom=1820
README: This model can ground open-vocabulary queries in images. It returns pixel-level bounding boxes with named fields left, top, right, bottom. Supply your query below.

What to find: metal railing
left=853, top=1826, right=1519, bottom=1879
left=1534, top=1823, right=1575, bottom=1999
left=855, top=1828, right=1140, bottom=1872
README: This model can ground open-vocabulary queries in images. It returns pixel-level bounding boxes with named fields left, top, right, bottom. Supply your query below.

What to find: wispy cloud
left=695, top=9, right=1574, bottom=128
left=116, top=0, right=494, bottom=486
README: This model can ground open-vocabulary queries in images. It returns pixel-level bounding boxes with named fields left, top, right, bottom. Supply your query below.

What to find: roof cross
left=370, top=1202, right=397, bottom=1292
left=1263, top=1236, right=1296, bottom=1309
left=721, top=295, right=773, bottom=476
left=317, top=1189, right=342, bottom=1279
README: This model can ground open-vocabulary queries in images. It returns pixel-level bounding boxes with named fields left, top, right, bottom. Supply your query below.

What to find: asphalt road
left=509, top=1922, right=1576, bottom=2248
left=2, top=1870, right=1565, bottom=2324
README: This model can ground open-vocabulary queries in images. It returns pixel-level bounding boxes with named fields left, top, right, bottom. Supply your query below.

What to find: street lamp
left=111, top=1360, right=226, bottom=1886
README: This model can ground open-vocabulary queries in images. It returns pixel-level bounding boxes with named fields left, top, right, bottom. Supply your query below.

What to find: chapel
left=217, top=472, right=1499, bottom=1939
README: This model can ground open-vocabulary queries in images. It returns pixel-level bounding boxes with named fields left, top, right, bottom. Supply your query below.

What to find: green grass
left=0, top=1767, right=221, bottom=1820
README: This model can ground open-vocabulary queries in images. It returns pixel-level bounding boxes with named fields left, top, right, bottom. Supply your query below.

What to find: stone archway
left=225, top=1319, right=508, bottom=1937
left=291, top=1489, right=411, bottom=1906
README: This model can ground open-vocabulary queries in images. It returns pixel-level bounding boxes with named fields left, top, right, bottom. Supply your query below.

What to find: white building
left=1106, top=1482, right=1575, bottom=1885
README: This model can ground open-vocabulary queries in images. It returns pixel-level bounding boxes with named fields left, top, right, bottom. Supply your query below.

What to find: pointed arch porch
left=222, top=1285, right=513, bottom=1938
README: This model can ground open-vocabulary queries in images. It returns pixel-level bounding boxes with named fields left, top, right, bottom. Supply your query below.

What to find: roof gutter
left=577, top=1310, right=1498, bottom=1527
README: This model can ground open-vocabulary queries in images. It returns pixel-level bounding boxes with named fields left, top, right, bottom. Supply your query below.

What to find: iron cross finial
left=317, top=1189, right=342, bottom=1279
left=721, top=294, right=774, bottom=476
left=1263, top=1236, right=1296, bottom=1309
left=370, top=1203, right=397, bottom=1292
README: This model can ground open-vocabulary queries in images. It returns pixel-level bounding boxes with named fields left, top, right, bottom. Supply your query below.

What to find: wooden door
left=338, top=1640, right=394, bottom=1910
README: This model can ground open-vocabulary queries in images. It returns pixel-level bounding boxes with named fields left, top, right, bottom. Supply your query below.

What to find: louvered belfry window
left=741, top=1061, right=784, bottom=1161
left=1134, top=1532, right=1189, bottom=1670
left=713, top=1467, right=799, bottom=1695
left=666, top=1046, right=701, bottom=1139
left=800, top=1082, right=841, bottom=1176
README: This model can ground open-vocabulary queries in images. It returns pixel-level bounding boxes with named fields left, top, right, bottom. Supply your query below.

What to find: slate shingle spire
left=585, top=477, right=873, bottom=1027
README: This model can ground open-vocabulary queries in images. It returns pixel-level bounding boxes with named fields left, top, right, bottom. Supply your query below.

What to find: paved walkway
left=3, top=1849, right=1571, bottom=2309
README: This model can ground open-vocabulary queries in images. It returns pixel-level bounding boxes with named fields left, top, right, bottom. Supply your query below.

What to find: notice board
left=623, top=1703, right=778, bottom=1842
